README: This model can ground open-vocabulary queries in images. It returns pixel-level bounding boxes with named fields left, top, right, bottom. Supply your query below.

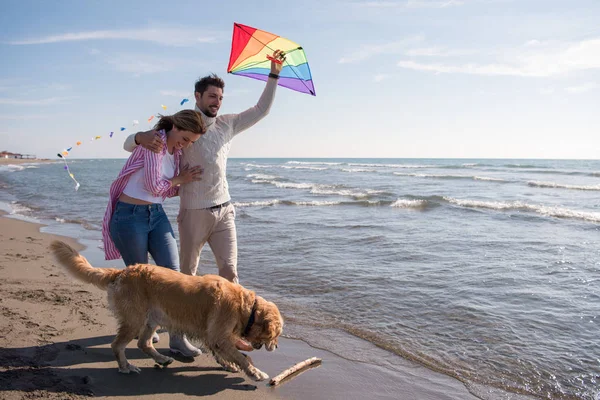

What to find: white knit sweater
left=124, top=77, right=278, bottom=209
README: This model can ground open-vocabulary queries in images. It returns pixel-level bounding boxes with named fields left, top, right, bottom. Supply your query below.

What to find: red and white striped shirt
left=101, top=130, right=181, bottom=260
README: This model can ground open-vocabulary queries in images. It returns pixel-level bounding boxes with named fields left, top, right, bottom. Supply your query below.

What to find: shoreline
left=0, top=158, right=53, bottom=165
left=0, top=211, right=484, bottom=399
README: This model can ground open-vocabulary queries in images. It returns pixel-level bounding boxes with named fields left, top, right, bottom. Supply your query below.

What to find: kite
left=110, top=131, right=114, bottom=138
left=148, top=115, right=154, bottom=123
left=227, top=23, right=315, bottom=96
left=180, top=98, right=189, bottom=106
left=161, top=104, right=167, bottom=110
left=132, top=120, right=139, bottom=126
left=120, top=127, right=126, bottom=131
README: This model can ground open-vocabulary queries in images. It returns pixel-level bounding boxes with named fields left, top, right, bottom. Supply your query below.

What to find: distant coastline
left=0, top=158, right=53, bottom=165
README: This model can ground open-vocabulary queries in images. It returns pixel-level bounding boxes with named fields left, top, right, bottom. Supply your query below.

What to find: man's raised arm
left=123, top=131, right=163, bottom=153
left=230, top=49, right=285, bottom=137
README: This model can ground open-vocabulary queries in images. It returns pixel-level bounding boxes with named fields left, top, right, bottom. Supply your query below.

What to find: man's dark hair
left=194, top=74, right=225, bottom=95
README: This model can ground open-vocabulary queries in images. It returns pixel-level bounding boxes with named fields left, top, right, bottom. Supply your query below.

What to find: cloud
left=405, top=47, right=475, bottom=57
left=338, top=36, right=424, bottom=64
left=108, top=54, right=172, bottom=76
left=358, top=0, right=465, bottom=8
left=7, top=28, right=217, bottom=47
left=374, top=74, right=390, bottom=82
left=398, top=38, right=600, bottom=77
left=0, top=97, right=73, bottom=106
left=565, top=82, right=599, bottom=94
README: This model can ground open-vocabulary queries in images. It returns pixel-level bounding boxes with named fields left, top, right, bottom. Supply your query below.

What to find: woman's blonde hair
left=154, top=110, right=206, bottom=135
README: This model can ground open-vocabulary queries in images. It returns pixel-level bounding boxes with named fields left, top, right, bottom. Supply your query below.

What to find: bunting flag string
left=57, top=97, right=190, bottom=191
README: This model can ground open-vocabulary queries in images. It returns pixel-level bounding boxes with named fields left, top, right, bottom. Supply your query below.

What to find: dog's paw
left=157, top=356, right=174, bottom=367
left=250, top=369, right=269, bottom=382
left=118, top=363, right=141, bottom=374
left=222, top=363, right=240, bottom=373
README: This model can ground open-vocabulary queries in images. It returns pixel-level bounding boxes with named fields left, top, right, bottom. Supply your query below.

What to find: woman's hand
left=171, top=164, right=203, bottom=186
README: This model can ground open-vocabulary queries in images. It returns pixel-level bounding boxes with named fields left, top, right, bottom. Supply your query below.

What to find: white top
left=123, top=77, right=278, bottom=209
left=123, top=150, right=176, bottom=203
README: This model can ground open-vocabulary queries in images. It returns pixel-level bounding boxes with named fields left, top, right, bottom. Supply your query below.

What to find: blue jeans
left=109, top=201, right=180, bottom=271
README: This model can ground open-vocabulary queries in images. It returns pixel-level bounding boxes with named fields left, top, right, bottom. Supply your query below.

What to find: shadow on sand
left=0, top=334, right=258, bottom=397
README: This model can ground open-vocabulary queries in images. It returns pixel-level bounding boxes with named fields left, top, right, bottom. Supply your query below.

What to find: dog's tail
left=50, top=240, right=120, bottom=290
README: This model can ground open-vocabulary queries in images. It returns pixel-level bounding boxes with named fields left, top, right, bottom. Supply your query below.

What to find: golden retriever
left=50, top=240, right=283, bottom=381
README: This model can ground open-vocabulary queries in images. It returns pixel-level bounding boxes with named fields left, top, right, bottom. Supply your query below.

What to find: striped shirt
left=101, top=130, right=181, bottom=260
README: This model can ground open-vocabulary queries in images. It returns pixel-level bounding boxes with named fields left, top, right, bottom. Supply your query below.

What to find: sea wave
left=393, top=172, right=505, bottom=182
left=249, top=176, right=390, bottom=199
left=527, top=181, right=600, bottom=191
left=348, top=162, right=434, bottom=168
left=390, top=199, right=429, bottom=209
left=246, top=173, right=281, bottom=180
left=0, top=165, right=26, bottom=172
left=443, top=197, right=600, bottom=223
left=280, top=165, right=328, bottom=171
left=286, top=161, right=342, bottom=166
left=340, top=168, right=378, bottom=173
left=233, top=200, right=282, bottom=207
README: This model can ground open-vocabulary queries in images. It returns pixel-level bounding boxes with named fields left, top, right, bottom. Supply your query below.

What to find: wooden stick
left=268, top=357, right=322, bottom=386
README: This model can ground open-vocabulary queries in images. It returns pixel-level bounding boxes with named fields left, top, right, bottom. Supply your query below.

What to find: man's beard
left=202, top=106, right=217, bottom=118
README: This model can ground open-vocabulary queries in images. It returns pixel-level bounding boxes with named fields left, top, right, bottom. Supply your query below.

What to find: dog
left=50, top=240, right=283, bottom=381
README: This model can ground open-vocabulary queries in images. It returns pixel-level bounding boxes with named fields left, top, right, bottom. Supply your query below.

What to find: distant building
left=0, top=151, right=36, bottom=159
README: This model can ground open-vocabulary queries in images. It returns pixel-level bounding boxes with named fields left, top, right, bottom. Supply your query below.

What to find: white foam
left=280, top=165, right=328, bottom=170
left=349, top=162, right=434, bottom=168
left=394, top=172, right=505, bottom=182
left=293, top=200, right=340, bottom=206
left=473, top=176, right=505, bottom=182
left=0, top=164, right=25, bottom=172
left=286, top=161, right=342, bottom=166
left=233, top=200, right=281, bottom=207
left=391, top=199, right=428, bottom=209
left=528, top=181, right=600, bottom=191
left=443, top=197, right=600, bottom=223
left=341, top=168, right=377, bottom=173
left=247, top=173, right=280, bottom=180
left=243, top=163, right=271, bottom=169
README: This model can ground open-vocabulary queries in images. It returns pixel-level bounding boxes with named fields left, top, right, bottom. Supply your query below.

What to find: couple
left=101, top=50, right=286, bottom=357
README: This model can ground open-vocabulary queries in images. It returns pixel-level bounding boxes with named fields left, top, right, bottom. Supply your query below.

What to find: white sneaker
left=169, top=334, right=201, bottom=357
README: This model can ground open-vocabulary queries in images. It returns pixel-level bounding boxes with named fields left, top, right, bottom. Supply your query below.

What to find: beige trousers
left=177, top=203, right=238, bottom=283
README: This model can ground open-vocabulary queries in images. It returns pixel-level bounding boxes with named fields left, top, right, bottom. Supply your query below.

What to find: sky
left=1, top=0, right=599, bottom=159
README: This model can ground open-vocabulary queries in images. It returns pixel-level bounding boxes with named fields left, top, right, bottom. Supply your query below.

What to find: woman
left=101, top=110, right=205, bottom=357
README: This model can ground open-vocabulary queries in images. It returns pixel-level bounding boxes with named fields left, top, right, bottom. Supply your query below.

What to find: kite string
left=59, top=156, right=80, bottom=191
left=57, top=97, right=189, bottom=191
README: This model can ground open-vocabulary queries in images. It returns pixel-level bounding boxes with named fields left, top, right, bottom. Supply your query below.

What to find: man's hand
left=270, top=49, right=286, bottom=75
left=135, top=130, right=163, bottom=153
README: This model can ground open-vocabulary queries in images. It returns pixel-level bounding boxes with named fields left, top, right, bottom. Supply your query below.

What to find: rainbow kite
left=227, top=23, right=315, bottom=96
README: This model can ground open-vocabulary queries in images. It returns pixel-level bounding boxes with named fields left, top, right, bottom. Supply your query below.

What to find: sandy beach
left=0, top=158, right=53, bottom=165
left=0, top=212, right=481, bottom=400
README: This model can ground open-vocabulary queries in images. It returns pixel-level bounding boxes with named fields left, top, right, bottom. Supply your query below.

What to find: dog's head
left=244, top=296, right=283, bottom=352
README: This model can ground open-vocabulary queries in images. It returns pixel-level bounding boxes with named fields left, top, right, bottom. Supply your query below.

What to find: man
left=123, top=50, right=285, bottom=357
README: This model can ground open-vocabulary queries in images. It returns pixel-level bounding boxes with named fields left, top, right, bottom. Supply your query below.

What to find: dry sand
left=0, top=213, right=481, bottom=399
left=0, top=159, right=53, bottom=165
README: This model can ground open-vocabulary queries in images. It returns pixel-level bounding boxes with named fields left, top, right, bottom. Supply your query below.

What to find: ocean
left=1, top=158, right=598, bottom=399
